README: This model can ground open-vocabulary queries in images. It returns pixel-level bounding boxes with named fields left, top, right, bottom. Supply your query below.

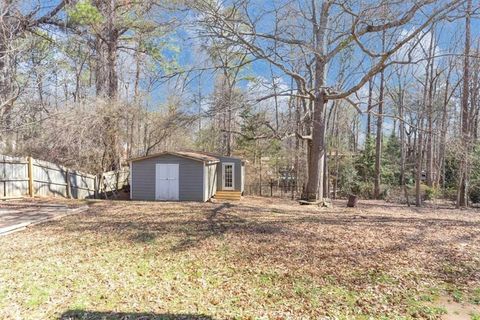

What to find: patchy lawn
left=0, top=197, right=479, bottom=319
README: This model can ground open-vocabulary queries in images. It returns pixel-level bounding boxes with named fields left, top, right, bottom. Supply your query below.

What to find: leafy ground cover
left=0, top=197, right=479, bottom=319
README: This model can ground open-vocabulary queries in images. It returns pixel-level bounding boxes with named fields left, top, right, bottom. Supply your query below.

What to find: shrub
left=469, top=183, right=480, bottom=203
left=424, top=187, right=439, bottom=201
left=352, top=181, right=374, bottom=199
left=337, top=156, right=358, bottom=196
left=442, top=187, right=457, bottom=202
left=444, top=154, right=460, bottom=189
left=380, top=186, right=390, bottom=200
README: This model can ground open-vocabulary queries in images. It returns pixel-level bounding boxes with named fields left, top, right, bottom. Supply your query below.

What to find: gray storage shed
left=129, top=151, right=245, bottom=201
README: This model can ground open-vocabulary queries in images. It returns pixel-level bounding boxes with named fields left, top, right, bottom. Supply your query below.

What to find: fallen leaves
left=0, top=198, right=479, bottom=319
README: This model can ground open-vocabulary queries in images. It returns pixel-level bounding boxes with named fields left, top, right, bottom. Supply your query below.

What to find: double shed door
left=155, top=164, right=179, bottom=200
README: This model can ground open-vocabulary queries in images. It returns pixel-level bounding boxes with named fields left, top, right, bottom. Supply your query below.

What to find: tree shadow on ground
left=58, top=200, right=480, bottom=276
left=169, top=202, right=246, bottom=251
left=60, top=310, right=213, bottom=320
left=68, top=201, right=480, bottom=249
left=44, top=200, right=480, bottom=287
left=353, top=200, right=463, bottom=212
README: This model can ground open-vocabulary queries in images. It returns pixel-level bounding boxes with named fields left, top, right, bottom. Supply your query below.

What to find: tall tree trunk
left=374, top=30, right=386, bottom=199
left=425, top=29, right=437, bottom=187
left=304, top=0, right=329, bottom=201
left=437, top=66, right=452, bottom=188
left=294, top=96, right=302, bottom=198
left=366, top=77, right=374, bottom=139
left=94, top=0, right=119, bottom=99
left=458, top=0, right=472, bottom=208
left=416, top=118, right=424, bottom=207
left=398, top=86, right=410, bottom=206
left=0, top=2, right=14, bottom=146
left=93, top=0, right=121, bottom=170
left=374, top=69, right=385, bottom=199
left=306, top=89, right=327, bottom=201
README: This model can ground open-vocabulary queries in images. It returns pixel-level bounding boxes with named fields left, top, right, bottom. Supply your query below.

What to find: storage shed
left=129, top=151, right=245, bottom=201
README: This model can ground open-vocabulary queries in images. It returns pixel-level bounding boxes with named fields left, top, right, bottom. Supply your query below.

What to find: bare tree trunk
left=366, top=77, right=374, bottom=139
left=330, top=102, right=339, bottom=199
left=93, top=0, right=119, bottom=99
left=92, top=0, right=121, bottom=170
left=416, top=118, right=424, bottom=207
left=425, top=28, right=438, bottom=188
left=304, top=0, right=329, bottom=201
left=437, top=63, right=453, bottom=187
left=227, top=97, right=232, bottom=156
left=374, top=28, right=386, bottom=200
left=374, top=69, right=385, bottom=199
left=270, top=64, right=279, bottom=131
left=0, top=2, right=15, bottom=148
left=458, top=0, right=472, bottom=208
left=398, top=86, right=410, bottom=206
left=306, top=91, right=326, bottom=201
left=323, top=152, right=329, bottom=199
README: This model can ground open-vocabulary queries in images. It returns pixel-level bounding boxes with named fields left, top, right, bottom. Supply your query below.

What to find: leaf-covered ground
left=0, top=197, right=479, bottom=319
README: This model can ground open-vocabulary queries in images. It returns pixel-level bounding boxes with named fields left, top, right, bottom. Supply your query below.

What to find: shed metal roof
left=129, top=151, right=220, bottom=164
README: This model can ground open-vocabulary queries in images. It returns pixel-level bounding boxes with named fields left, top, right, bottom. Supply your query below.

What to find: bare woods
left=1, top=0, right=479, bottom=206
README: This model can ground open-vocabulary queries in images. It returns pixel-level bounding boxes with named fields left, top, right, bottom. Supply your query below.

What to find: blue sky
left=168, top=0, right=480, bottom=108
left=22, top=0, right=480, bottom=117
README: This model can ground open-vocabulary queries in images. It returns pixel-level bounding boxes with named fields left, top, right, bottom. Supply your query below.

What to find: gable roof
left=193, top=151, right=246, bottom=163
left=129, top=151, right=220, bottom=164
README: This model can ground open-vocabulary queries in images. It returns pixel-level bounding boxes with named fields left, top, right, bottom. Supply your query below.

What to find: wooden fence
left=32, top=158, right=97, bottom=199
left=0, top=155, right=29, bottom=198
left=101, top=168, right=129, bottom=193
left=98, top=168, right=130, bottom=199
left=0, top=154, right=130, bottom=200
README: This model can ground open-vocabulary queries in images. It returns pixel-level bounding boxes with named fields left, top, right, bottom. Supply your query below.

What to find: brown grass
left=0, top=197, right=479, bottom=319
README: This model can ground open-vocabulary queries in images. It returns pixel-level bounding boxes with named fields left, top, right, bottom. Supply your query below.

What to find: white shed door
left=155, top=164, right=179, bottom=200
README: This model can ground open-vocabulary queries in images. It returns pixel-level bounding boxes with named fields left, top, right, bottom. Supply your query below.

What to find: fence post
left=66, top=169, right=71, bottom=199
left=97, top=174, right=102, bottom=199
left=116, top=171, right=120, bottom=191
left=94, top=175, right=98, bottom=199
left=27, top=156, right=34, bottom=197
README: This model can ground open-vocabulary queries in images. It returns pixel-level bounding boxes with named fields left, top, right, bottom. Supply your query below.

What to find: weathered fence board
left=0, top=154, right=98, bottom=199
left=101, top=168, right=129, bottom=193
left=33, top=158, right=68, bottom=197
left=0, top=155, right=29, bottom=198
left=0, top=154, right=131, bottom=200
left=69, top=170, right=96, bottom=199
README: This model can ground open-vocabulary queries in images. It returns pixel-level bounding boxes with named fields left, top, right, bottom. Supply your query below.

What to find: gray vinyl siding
left=131, top=155, right=204, bottom=201
left=215, top=156, right=243, bottom=192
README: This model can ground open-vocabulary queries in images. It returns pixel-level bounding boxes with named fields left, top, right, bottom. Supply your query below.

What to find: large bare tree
left=194, top=0, right=463, bottom=201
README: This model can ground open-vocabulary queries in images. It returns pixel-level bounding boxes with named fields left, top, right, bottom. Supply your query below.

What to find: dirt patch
left=437, top=296, right=480, bottom=320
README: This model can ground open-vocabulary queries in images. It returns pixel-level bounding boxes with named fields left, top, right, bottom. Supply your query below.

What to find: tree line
left=1, top=0, right=479, bottom=206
